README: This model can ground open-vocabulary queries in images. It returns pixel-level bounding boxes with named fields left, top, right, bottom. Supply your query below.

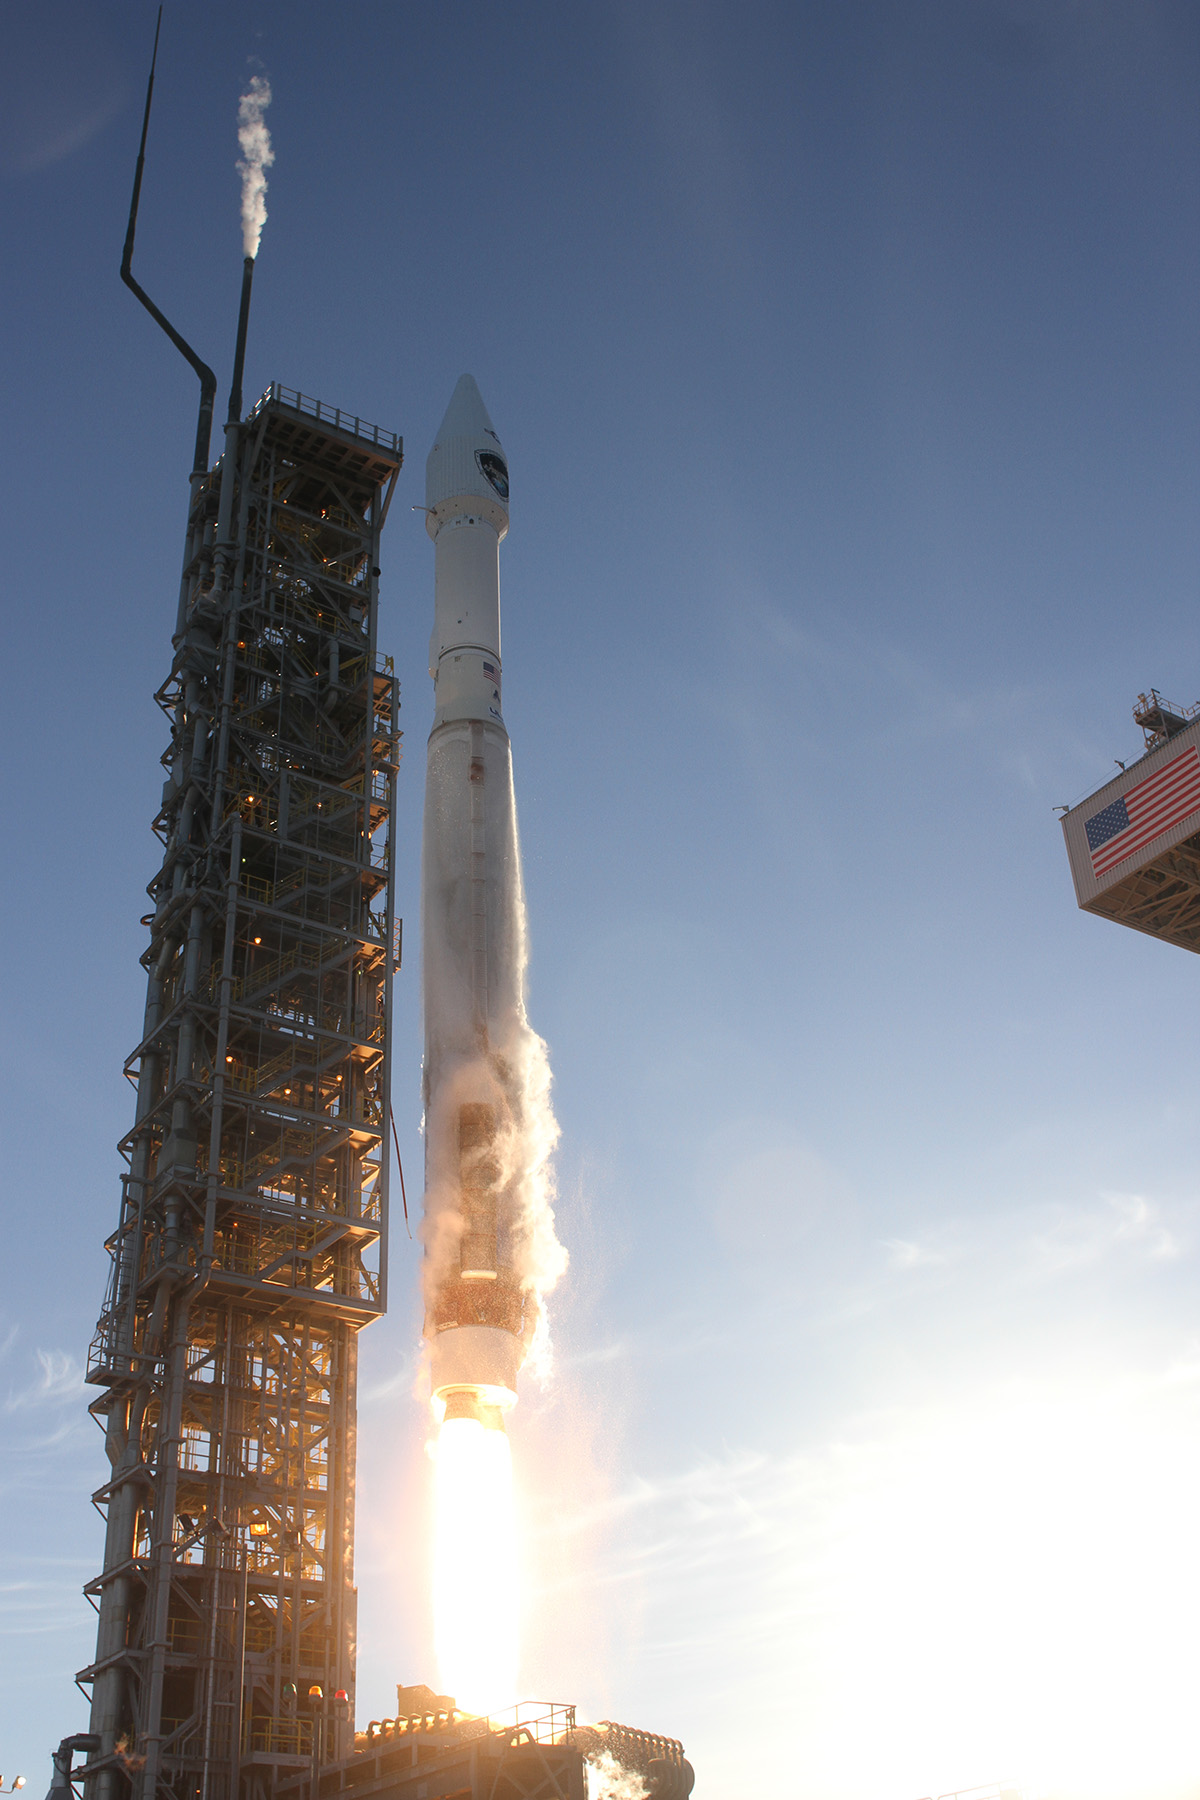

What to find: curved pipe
left=120, top=6, right=217, bottom=474
left=44, top=1735, right=99, bottom=1800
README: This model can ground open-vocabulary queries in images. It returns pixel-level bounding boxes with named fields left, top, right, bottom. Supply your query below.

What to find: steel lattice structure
left=80, top=385, right=403, bottom=1800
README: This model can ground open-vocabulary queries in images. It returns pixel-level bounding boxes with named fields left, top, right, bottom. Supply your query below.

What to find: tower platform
left=1061, top=697, right=1200, bottom=951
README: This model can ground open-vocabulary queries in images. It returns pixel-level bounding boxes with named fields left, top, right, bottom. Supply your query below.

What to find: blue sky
left=2, top=3, right=1199, bottom=1796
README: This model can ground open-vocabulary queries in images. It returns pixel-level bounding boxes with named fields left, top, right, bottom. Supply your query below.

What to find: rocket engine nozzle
left=430, top=1322, right=521, bottom=1412
left=441, top=1390, right=507, bottom=1433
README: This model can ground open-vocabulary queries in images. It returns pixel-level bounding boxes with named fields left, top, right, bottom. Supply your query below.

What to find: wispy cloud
left=5, top=1348, right=86, bottom=1413
left=692, top=1110, right=1197, bottom=1338
left=0, top=11, right=127, bottom=177
left=612, top=0, right=754, bottom=290
left=0, top=1346, right=94, bottom=1499
left=881, top=1235, right=954, bottom=1270
left=0, top=1344, right=101, bottom=1686
left=714, top=582, right=1046, bottom=764
left=1028, top=1191, right=1183, bottom=1274
left=0, top=1571, right=94, bottom=1637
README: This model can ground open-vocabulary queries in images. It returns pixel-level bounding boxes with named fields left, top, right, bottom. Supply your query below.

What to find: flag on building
left=1085, top=746, right=1200, bottom=878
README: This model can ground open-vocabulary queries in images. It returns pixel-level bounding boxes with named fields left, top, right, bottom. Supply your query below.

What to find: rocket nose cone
left=425, top=375, right=509, bottom=525
left=433, top=374, right=498, bottom=448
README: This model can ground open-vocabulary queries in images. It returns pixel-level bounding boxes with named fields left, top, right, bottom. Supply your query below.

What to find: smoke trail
left=236, top=76, right=273, bottom=259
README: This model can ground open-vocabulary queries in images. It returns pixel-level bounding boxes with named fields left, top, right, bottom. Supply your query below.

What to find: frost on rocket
left=421, top=724, right=567, bottom=1376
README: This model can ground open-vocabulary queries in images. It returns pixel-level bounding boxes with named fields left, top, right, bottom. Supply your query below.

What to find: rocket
left=421, top=375, right=542, bottom=1430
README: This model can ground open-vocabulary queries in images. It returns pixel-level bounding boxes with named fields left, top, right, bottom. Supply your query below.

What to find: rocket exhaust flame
left=431, top=1413, right=518, bottom=1715
left=421, top=375, right=567, bottom=1704
left=236, top=76, right=273, bottom=259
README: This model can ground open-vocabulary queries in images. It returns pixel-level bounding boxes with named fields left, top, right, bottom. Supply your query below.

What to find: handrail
left=360, top=1702, right=578, bottom=1750
left=243, top=1716, right=312, bottom=1755
left=247, top=382, right=401, bottom=456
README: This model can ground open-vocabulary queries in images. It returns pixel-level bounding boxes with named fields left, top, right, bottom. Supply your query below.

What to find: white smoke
left=422, top=725, right=568, bottom=1371
left=584, top=1751, right=650, bottom=1800
left=236, top=76, right=273, bottom=258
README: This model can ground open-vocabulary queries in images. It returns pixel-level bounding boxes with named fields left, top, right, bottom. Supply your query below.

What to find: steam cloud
left=584, top=1752, right=649, bottom=1800
left=236, top=76, right=273, bottom=258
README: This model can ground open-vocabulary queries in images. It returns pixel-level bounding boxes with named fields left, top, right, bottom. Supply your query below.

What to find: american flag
left=483, top=661, right=498, bottom=680
left=1084, top=744, right=1200, bottom=878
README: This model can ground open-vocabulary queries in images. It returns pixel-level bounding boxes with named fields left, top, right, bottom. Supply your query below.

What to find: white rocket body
left=422, top=376, right=532, bottom=1417
left=426, top=376, right=509, bottom=729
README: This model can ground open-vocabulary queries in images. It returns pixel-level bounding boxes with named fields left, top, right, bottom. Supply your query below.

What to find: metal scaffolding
left=80, top=383, right=403, bottom=1800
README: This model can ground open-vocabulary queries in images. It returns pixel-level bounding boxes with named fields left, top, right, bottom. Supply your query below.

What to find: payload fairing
left=421, top=376, right=558, bottom=1427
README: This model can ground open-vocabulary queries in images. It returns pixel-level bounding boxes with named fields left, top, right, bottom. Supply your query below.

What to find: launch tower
left=79, top=381, right=402, bottom=1800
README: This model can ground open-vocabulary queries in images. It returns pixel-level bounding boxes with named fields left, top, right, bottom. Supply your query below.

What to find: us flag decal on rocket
left=1085, top=745, right=1200, bottom=877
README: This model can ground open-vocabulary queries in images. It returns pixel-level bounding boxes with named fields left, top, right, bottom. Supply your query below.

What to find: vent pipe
left=119, top=6, right=218, bottom=474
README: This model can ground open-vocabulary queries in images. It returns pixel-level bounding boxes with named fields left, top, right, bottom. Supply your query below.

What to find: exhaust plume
left=236, top=76, right=273, bottom=258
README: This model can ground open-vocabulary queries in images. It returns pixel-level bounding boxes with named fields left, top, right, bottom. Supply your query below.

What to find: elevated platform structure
left=81, top=386, right=402, bottom=1800
left=1061, top=695, right=1200, bottom=951
left=274, top=1693, right=694, bottom=1800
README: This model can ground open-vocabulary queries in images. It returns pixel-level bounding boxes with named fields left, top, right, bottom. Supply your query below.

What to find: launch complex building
left=63, top=37, right=693, bottom=1800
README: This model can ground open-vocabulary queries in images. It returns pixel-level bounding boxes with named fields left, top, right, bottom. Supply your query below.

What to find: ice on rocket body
left=422, top=376, right=534, bottom=1422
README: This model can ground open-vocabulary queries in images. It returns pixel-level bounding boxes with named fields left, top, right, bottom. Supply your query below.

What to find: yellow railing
left=242, top=1716, right=313, bottom=1756
left=228, top=1051, right=292, bottom=1094
left=228, top=944, right=322, bottom=1003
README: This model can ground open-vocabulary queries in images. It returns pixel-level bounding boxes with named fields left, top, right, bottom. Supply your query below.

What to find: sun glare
left=432, top=1414, right=519, bottom=1715
left=813, top=1374, right=1200, bottom=1800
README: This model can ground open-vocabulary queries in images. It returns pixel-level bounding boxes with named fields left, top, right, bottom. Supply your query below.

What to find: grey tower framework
left=79, top=381, right=402, bottom=1800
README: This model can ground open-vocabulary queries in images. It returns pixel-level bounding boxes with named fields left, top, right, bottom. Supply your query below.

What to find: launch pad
left=276, top=1692, right=693, bottom=1800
